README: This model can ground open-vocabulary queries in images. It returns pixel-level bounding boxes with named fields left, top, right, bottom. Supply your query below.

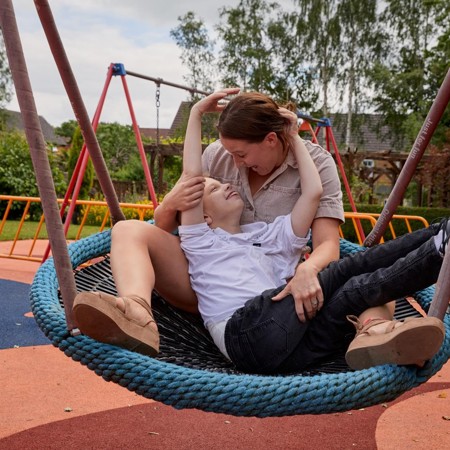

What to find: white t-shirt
left=179, top=215, right=310, bottom=354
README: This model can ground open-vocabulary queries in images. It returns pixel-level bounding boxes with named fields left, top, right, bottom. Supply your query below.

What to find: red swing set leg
left=298, top=114, right=366, bottom=241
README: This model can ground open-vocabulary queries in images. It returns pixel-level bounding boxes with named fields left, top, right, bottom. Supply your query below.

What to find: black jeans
left=224, top=225, right=442, bottom=374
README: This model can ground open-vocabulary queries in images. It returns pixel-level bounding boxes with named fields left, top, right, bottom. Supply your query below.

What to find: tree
left=267, top=10, right=319, bottom=109
left=217, top=0, right=279, bottom=93
left=335, top=0, right=381, bottom=148
left=170, top=11, right=216, bottom=94
left=291, top=0, right=341, bottom=116
left=426, top=0, right=450, bottom=145
left=0, top=33, right=13, bottom=129
left=368, top=0, right=445, bottom=149
left=0, top=130, right=66, bottom=218
left=95, top=122, right=137, bottom=178
left=54, top=120, right=78, bottom=145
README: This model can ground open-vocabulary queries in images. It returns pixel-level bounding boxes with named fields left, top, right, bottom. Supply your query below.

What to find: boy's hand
left=278, top=107, right=299, bottom=138
left=192, top=88, right=240, bottom=115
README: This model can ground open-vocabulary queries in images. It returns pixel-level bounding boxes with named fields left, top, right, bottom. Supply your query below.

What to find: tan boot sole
left=345, top=317, right=445, bottom=370
left=73, top=292, right=160, bottom=357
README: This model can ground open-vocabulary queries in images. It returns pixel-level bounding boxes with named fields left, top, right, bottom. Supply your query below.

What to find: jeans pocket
left=238, top=318, right=289, bottom=373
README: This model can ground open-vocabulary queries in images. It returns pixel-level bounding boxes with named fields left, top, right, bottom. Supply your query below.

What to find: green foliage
left=367, top=0, right=449, bottom=147
left=267, top=12, right=319, bottom=109
left=95, top=122, right=138, bottom=178
left=80, top=200, right=154, bottom=227
left=113, top=152, right=145, bottom=181
left=54, top=120, right=78, bottom=145
left=170, top=12, right=215, bottom=93
left=162, top=155, right=182, bottom=191
left=217, top=0, right=280, bottom=93
left=67, top=126, right=94, bottom=199
left=0, top=130, right=66, bottom=219
left=292, top=0, right=341, bottom=115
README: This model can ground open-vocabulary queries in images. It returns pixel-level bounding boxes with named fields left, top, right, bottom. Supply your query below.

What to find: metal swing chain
left=155, top=83, right=161, bottom=147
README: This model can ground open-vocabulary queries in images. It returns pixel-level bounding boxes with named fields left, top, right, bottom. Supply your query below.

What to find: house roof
left=139, top=127, right=171, bottom=140
left=313, top=113, right=403, bottom=153
left=140, top=101, right=192, bottom=140
left=2, top=109, right=67, bottom=146
left=142, top=104, right=403, bottom=154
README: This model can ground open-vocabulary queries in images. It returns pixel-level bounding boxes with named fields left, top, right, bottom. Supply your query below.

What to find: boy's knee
left=111, top=219, right=144, bottom=241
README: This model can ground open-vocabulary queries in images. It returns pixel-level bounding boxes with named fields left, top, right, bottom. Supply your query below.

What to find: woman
left=155, top=91, right=344, bottom=321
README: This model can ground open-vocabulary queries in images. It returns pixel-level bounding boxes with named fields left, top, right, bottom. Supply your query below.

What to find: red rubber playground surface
left=0, top=240, right=449, bottom=449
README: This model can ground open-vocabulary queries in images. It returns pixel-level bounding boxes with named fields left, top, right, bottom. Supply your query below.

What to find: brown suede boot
left=345, top=315, right=445, bottom=370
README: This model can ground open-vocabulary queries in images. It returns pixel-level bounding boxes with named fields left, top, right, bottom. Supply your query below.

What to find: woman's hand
left=272, top=260, right=324, bottom=323
left=272, top=218, right=341, bottom=322
left=162, top=175, right=206, bottom=212
left=192, top=87, right=240, bottom=116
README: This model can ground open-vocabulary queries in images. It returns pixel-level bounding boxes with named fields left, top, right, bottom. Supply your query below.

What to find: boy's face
left=203, top=178, right=244, bottom=224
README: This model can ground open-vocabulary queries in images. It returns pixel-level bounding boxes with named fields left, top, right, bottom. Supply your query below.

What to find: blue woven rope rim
left=30, top=231, right=450, bottom=417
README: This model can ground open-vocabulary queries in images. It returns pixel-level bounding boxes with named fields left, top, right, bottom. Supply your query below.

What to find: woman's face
left=220, top=132, right=285, bottom=176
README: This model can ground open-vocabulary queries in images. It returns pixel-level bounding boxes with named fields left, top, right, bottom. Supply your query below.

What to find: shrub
left=80, top=200, right=155, bottom=227
left=342, top=203, right=448, bottom=242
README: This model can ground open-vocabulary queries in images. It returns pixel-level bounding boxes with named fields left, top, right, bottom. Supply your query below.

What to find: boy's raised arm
left=181, top=88, right=240, bottom=226
left=278, top=109, right=323, bottom=238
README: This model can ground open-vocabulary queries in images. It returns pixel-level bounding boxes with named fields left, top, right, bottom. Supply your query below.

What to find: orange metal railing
left=341, top=212, right=429, bottom=245
left=1, top=195, right=429, bottom=262
left=0, top=195, right=154, bottom=262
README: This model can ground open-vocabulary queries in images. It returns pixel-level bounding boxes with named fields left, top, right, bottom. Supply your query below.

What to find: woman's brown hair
left=217, top=92, right=292, bottom=151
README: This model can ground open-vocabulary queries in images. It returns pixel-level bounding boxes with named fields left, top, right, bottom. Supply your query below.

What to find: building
left=2, top=109, right=67, bottom=146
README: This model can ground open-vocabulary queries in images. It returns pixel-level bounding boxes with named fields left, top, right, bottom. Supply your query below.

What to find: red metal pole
left=326, top=127, right=365, bottom=241
left=42, top=64, right=115, bottom=262
left=120, top=73, right=159, bottom=208
left=315, top=123, right=365, bottom=240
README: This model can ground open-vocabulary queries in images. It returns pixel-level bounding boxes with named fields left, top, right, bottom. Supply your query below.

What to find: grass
left=0, top=220, right=108, bottom=241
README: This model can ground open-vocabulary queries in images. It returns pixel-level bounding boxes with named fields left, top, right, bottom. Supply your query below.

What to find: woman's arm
left=287, top=217, right=340, bottom=312
left=153, top=175, right=206, bottom=232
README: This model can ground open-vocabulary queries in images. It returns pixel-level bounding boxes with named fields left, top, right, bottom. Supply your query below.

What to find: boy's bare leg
left=110, top=220, right=198, bottom=317
left=72, top=220, right=198, bottom=356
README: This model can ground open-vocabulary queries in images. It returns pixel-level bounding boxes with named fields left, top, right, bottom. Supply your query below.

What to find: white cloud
left=6, top=0, right=293, bottom=128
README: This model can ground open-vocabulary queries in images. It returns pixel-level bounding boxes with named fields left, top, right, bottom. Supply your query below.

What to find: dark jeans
left=224, top=225, right=443, bottom=374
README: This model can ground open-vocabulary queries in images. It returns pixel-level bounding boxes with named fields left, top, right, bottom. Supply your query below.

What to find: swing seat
left=30, top=230, right=450, bottom=417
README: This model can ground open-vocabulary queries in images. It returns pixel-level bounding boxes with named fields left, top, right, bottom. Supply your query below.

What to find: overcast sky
left=7, top=0, right=287, bottom=129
